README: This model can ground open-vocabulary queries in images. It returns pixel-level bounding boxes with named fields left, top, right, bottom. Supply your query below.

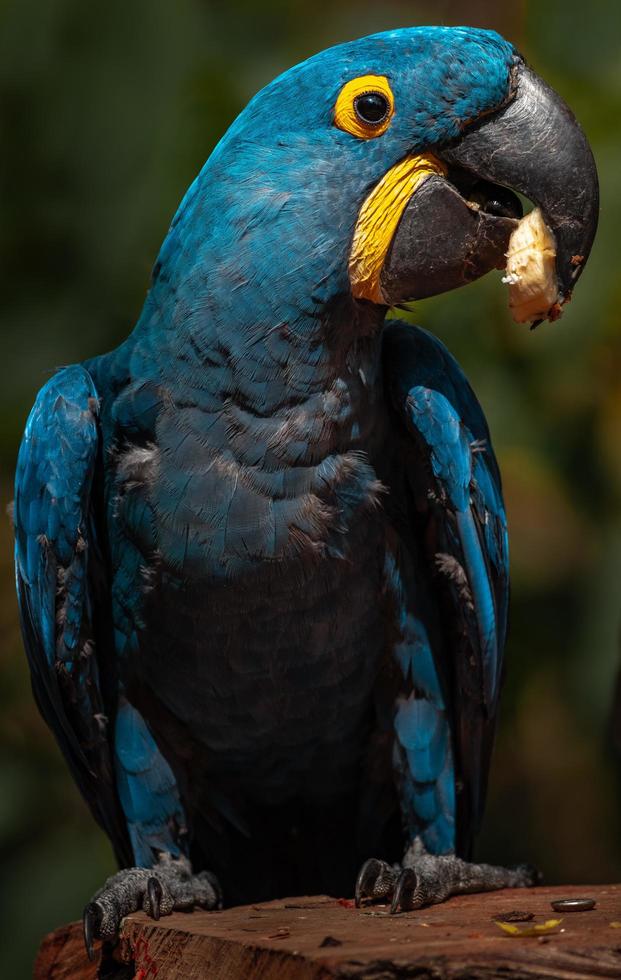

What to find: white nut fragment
left=504, top=207, right=560, bottom=324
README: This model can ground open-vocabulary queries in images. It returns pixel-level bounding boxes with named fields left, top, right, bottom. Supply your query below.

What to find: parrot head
left=161, top=27, right=598, bottom=330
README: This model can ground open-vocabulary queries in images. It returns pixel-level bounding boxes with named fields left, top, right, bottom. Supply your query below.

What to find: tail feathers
left=114, top=698, right=186, bottom=867
left=393, top=694, right=456, bottom=855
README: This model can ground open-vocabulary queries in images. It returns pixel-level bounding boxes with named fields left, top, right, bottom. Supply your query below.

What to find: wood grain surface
left=34, top=884, right=621, bottom=979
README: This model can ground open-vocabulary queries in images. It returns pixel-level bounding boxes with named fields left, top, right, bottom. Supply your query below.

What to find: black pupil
left=354, top=92, right=388, bottom=124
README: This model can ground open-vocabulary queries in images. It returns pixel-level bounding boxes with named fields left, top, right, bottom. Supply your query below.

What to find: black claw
left=390, top=868, right=418, bottom=915
left=147, top=876, right=163, bottom=920
left=204, top=870, right=224, bottom=910
left=355, top=858, right=382, bottom=907
left=82, top=903, right=101, bottom=961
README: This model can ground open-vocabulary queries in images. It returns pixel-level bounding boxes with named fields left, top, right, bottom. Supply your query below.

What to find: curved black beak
left=381, top=59, right=599, bottom=310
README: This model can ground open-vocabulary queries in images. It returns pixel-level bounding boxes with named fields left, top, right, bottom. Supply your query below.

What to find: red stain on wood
left=133, top=934, right=158, bottom=978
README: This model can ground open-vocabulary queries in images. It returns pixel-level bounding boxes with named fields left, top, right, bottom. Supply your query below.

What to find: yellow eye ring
left=334, top=75, right=395, bottom=139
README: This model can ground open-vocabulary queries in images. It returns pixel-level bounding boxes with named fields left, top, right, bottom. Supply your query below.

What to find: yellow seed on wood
left=494, top=918, right=563, bottom=937
left=503, top=207, right=559, bottom=324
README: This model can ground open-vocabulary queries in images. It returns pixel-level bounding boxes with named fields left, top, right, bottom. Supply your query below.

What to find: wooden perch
left=35, top=884, right=621, bottom=979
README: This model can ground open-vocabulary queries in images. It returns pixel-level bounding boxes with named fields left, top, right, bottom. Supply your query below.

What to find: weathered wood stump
left=35, top=884, right=621, bottom=979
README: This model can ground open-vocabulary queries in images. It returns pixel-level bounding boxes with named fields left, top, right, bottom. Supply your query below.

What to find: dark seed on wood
left=492, top=910, right=535, bottom=923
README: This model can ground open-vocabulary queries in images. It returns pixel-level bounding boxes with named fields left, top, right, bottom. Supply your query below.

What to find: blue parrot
left=14, top=26, right=597, bottom=954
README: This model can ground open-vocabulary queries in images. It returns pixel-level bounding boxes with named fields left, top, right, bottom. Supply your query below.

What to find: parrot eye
left=334, top=75, right=395, bottom=139
left=354, top=92, right=390, bottom=125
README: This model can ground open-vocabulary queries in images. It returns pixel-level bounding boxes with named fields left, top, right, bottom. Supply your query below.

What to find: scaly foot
left=355, top=838, right=540, bottom=913
left=82, top=853, right=222, bottom=959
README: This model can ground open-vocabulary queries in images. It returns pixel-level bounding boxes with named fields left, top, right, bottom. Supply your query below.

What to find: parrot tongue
left=379, top=171, right=520, bottom=305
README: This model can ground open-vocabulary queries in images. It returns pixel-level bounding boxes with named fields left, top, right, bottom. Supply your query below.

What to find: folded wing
left=14, top=365, right=131, bottom=864
left=383, top=321, right=509, bottom=855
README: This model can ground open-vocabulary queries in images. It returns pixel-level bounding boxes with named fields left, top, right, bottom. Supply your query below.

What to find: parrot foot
left=82, top=853, right=222, bottom=960
left=355, top=838, right=540, bottom=914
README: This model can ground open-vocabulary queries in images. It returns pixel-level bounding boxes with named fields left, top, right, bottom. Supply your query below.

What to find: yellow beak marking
left=349, top=152, right=447, bottom=304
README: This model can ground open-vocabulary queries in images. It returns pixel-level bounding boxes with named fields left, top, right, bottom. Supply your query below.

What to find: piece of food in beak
left=503, top=207, right=559, bottom=324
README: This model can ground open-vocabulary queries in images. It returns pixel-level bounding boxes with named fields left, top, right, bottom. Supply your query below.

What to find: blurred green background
left=1, top=0, right=620, bottom=975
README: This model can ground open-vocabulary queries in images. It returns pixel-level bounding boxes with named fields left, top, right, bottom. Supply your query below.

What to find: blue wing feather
left=14, top=365, right=186, bottom=868
left=383, top=321, right=509, bottom=854
left=14, top=366, right=132, bottom=861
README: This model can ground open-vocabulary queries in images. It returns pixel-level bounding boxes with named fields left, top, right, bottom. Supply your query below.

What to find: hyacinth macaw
left=14, top=26, right=597, bottom=955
